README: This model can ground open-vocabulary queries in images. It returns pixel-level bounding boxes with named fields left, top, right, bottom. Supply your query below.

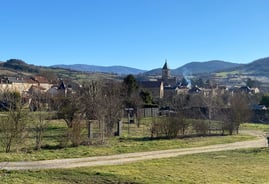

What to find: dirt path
left=0, top=130, right=267, bottom=170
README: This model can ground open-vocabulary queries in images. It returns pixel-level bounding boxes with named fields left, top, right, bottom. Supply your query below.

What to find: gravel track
left=0, top=130, right=267, bottom=170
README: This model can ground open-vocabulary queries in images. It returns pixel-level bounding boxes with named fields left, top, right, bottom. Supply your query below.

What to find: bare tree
left=57, top=93, right=83, bottom=147
left=102, top=80, right=123, bottom=136
left=171, top=95, right=189, bottom=136
left=80, top=81, right=103, bottom=143
left=0, top=91, right=28, bottom=152
left=79, top=79, right=124, bottom=142
left=32, top=111, right=48, bottom=150
left=29, top=91, right=49, bottom=150
left=216, top=93, right=252, bottom=135
left=229, top=93, right=252, bottom=134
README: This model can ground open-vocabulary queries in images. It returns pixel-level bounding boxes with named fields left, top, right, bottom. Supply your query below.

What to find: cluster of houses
left=0, top=60, right=260, bottom=101
left=137, top=61, right=269, bottom=122
left=139, top=61, right=260, bottom=100
left=0, top=62, right=263, bottom=112
left=0, top=62, right=267, bottom=123
left=0, top=76, right=72, bottom=98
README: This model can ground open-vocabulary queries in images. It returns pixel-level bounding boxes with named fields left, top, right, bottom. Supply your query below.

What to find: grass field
left=1, top=148, right=269, bottom=184
left=241, top=123, right=269, bottom=132
left=0, top=119, right=256, bottom=162
left=215, top=70, right=239, bottom=77
left=0, top=123, right=268, bottom=183
left=0, top=130, right=254, bottom=162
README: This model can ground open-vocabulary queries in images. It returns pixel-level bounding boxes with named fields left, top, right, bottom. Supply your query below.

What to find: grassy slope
left=215, top=70, right=240, bottom=77
left=0, top=133, right=253, bottom=162
left=1, top=148, right=269, bottom=184
left=241, top=123, right=269, bottom=132
left=0, top=123, right=267, bottom=183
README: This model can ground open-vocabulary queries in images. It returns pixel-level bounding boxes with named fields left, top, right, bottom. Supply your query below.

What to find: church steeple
left=162, top=59, right=170, bottom=81
left=163, top=59, right=168, bottom=70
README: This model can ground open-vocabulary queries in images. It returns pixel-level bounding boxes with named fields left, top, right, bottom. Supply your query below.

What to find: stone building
left=139, top=60, right=179, bottom=99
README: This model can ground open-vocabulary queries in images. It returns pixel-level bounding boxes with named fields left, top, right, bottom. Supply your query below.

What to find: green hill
left=173, top=60, right=240, bottom=75
left=0, top=59, right=120, bottom=82
left=0, top=59, right=40, bottom=73
left=241, top=57, right=269, bottom=76
left=145, top=60, right=240, bottom=76
left=217, top=57, right=269, bottom=77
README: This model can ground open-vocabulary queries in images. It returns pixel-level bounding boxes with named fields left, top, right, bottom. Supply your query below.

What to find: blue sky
left=1, top=0, right=269, bottom=70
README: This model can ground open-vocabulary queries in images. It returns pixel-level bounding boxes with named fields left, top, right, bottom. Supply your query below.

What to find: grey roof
left=139, top=81, right=162, bottom=88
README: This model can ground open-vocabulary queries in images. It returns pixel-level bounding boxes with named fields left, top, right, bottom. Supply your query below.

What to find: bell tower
left=162, top=59, right=170, bottom=81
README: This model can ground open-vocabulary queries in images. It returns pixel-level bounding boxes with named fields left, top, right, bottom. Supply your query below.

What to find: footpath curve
left=0, top=130, right=267, bottom=170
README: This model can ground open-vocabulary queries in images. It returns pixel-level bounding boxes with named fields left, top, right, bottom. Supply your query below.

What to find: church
left=161, top=60, right=177, bottom=87
left=139, top=60, right=178, bottom=99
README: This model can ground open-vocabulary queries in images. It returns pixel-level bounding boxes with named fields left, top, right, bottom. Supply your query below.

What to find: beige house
left=0, top=76, right=52, bottom=95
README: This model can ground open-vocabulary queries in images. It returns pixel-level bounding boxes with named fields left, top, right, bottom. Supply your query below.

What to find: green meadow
left=0, top=123, right=268, bottom=183
left=1, top=148, right=269, bottom=184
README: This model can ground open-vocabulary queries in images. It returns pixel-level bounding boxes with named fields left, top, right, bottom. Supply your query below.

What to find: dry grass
left=1, top=148, right=269, bottom=184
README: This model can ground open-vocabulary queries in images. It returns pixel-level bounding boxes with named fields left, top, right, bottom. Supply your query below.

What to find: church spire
left=162, top=59, right=170, bottom=81
left=162, top=59, right=168, bottom=70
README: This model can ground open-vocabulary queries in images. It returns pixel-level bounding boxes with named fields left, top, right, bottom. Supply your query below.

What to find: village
left=0, top=61, right=269, bottom=183
left=0, top=60, right=267, bottom=126
left=3, top=0, right=269, bottom=183
left=0, top=60, right=266, bottom=115
left=139, top=61, right=261, bottom=99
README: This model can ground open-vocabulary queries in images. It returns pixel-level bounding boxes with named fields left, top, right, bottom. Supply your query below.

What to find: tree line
left=0, top=74, right=263, bottom=153
left=0, top=75, right=142, bottom=152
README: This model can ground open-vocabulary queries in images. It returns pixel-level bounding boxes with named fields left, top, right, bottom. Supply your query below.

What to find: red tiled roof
left=33, top=76, right=49, bottom=83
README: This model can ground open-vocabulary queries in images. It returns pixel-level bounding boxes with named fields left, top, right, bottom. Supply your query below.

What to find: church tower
left=162, top=59, right=170, bottom=81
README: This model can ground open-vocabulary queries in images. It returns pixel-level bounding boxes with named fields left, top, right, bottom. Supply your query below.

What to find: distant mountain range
left=238, top=57, right=269, bottom=76
left=1, top=57, right=269, bottom=77
left=51, top=64, right=146, bottom=75
left=52, top=61, right=241, bottom=76
left=145, top=60, right=241, bottom=76
left=51, top=58, right=269, bottom=76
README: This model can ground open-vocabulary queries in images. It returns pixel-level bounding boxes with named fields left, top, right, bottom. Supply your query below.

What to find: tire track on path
left=0, top=130, right=267, bottom=170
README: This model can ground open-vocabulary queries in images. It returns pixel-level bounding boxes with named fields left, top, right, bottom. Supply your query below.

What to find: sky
left=1, top=0, right=269, bottom=70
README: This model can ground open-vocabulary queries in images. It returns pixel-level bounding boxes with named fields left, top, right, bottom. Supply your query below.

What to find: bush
left=192, top=120, right=209, bottom=136
left=150, top=115, right=187, bottom=139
